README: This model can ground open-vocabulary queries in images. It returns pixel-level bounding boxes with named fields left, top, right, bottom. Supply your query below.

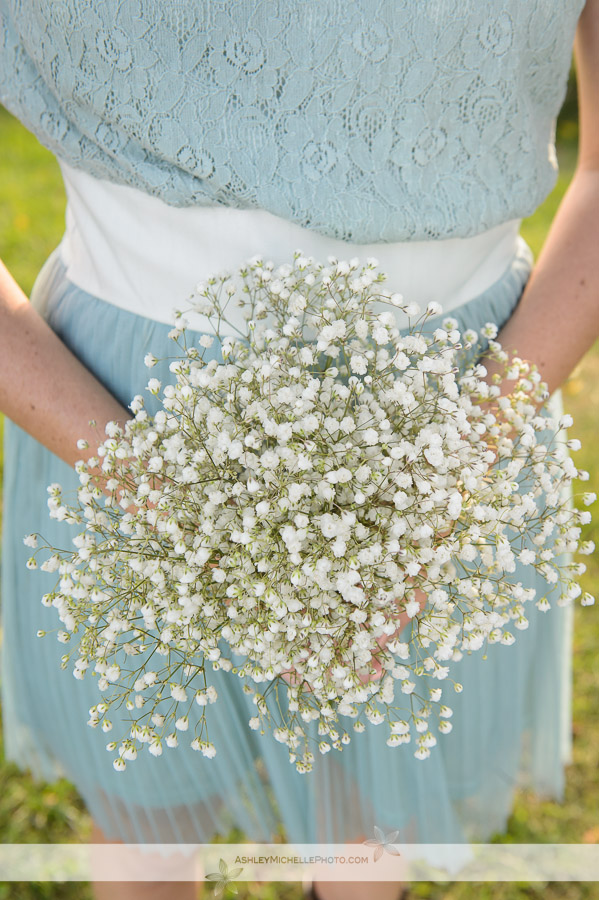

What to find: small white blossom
left=170, top=684, right=188, bottom=702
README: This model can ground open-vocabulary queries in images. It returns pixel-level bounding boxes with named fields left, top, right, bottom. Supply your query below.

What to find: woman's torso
left=57, top=159, right=527, bottom=332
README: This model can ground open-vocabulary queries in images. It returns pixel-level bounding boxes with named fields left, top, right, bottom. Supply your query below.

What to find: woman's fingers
left=280, top=668, right=306, bottom=688
left=277, top=583, right=432, bottom=690
left=357, top=585, right=427, bottom=684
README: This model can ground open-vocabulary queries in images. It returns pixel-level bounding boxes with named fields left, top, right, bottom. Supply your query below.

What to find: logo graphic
left=363, top=826, right=402, bottom=862
left=205, top=858, right=244, bottom=896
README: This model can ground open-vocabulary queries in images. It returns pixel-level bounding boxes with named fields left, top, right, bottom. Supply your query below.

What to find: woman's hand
left=279, top=582, right=428, bottom=690
left=0, top=257, right=132, bottom=471
left=358, top=584, right=428, bottom=683
left=278, top=521, right=459, bottom=690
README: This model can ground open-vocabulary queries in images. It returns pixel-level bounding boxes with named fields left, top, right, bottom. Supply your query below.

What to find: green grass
left=0, top=102, right=598, bottom=900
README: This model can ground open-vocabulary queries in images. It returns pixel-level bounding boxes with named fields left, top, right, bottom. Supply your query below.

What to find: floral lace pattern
left=0, top=0, right=585, bottom=242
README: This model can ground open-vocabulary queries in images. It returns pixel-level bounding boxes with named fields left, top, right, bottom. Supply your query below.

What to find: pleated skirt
left=1, top=241, right=574, bottom=846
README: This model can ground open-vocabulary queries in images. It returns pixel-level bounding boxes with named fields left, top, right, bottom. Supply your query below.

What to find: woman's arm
left=0, top=258, right=130, bottom=467
left=484, top=0, right=599, bottom=395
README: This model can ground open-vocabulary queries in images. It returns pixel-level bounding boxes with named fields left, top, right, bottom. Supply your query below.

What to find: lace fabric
left=0, top=0, right=585, bottom=242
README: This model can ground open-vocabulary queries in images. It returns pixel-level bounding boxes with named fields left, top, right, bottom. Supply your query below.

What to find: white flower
left=404, top=598, right=422, bottom=618
left=260, top=450, right=279, bottom=469
left=373, top=325, right=390, bottom=345
left=390, top=720, right=410, bottom=735
left=517, top=548, right=535, bottom=566
left=332, top=538, right=347, bottom=557
left=319, top=320, right=346, bottom=343
left=350, top=354, right=368, bottom=375
left=355, top=319, right=368, bottom=339
left=106, top=665, right=120, bottom=683
left=447, top=492, right=462, bottom=519
left=350, top=609, right=368, bottom=624
left=170, top=684, right=188, bottom=702
left=424, top=446, right=444, bottom=467
left=365, top=708, right=385, bottom=725
left=201, top=742, right=217, bottom=758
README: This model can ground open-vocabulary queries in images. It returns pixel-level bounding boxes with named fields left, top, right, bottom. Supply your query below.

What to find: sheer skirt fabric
left=1, top=243, right=573, bottom=846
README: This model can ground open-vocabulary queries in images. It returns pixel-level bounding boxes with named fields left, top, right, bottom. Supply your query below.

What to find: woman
left=1, top=2, right=598, bottom=899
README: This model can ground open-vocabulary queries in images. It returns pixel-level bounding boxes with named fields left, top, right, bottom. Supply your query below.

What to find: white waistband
left=57, top=160, right=523, bottom=335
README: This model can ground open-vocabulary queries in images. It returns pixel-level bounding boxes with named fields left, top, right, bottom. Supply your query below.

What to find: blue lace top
left=0, top=0, right=585, bottom=243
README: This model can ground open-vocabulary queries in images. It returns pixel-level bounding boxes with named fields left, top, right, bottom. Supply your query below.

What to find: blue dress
left=0, top=0, right=582, bottom=845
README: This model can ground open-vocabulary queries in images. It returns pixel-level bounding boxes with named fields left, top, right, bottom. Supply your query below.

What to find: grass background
left=0, top=77, right=598, bottom=900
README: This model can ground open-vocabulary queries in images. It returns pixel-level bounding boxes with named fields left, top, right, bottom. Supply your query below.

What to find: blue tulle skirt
left=1, top=242, right=574, bottom=845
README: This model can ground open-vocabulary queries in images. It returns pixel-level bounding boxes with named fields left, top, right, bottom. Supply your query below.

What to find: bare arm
left=0, top=258, right=130, bottom=466
left=484, top=0, right=599, bottom=395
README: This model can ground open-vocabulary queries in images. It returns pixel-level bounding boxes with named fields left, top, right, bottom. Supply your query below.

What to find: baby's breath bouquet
left=28, top=253, right=594, bottom=771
